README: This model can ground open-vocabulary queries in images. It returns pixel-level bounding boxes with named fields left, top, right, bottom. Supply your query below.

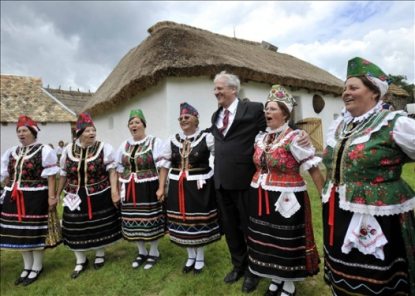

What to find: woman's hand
left=156, top=187, right=165, bottom=202
left=111, top=190, right=121, bottom=209
left=48, top=196, right=58, bottom=210
left=297, top=130, right=311, bottom=147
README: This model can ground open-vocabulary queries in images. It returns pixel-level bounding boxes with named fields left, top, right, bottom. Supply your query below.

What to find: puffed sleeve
left=393, top=116, right=415, bottom=159
left=103, top=143, right=116, bottom=171
left=1, top=146, right=16, bottom=182
left=156, top=137, right=172, bottom=169
left=115, top=141, right=126, bottom=174
left=205, top=133, right=215, bottom=156
left=41, top=144, right=59, bottom=178
left=290, top=132, right=321, bottom=171
left=59, top=146, right=69, bottom=176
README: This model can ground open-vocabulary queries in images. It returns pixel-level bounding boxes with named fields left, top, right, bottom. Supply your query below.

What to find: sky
left=1, top=1, right=414, bottom=92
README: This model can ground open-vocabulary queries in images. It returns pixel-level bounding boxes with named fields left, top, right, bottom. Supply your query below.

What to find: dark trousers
left=216, top=187, right=250, bottom=272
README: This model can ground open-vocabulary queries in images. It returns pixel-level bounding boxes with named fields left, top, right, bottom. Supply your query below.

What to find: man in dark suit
left=210, top=71, right=266, bottom=293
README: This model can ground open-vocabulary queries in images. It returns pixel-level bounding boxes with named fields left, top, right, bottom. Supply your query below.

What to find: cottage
left=83, top=21, right=344, bottom=151
left=0, top=75, right=76, bottom=155
left=383, top=83, right=411, bottom=111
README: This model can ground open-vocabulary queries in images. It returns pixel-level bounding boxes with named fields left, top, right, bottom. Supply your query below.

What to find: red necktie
left=219, top=109, right=230, bottom=135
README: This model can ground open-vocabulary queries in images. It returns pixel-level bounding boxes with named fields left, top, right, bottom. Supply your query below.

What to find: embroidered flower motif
left=363, top=128, right=372, bottom=135
left=276, top=91, right=285, bottom=98
left=354, top=196, right=366, bottom=204
left=371, top=176, right=384, bottom=185
left=374, top=200, right=385, bottom=206
left=359, top=224, right=377, bottom=240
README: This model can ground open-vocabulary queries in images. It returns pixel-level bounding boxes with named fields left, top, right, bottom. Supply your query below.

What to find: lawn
left=1, top=163, right=414, bottom=296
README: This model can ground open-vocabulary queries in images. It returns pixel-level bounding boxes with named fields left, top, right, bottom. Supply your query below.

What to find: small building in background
left=383, top=83, right=411, bottom=111
left=1, top=75, right=77, bottom=155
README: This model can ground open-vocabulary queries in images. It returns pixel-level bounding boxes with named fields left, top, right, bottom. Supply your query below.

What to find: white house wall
left=92, top=76, right=343, bottom=150
left=1, top=122, right=73, bottom=156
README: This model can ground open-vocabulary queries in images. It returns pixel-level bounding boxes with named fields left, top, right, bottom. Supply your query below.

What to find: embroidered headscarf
left=76, top=112, right=95, bottom=137
left=180, top=102, right=199, bottom=117
left=347, top=57, right=389, bottom=98
left=16, top=115, right=40, bottom=132
left=128, top=109, right=146, bottom=127
left=266, top=85, right=296, bottom=112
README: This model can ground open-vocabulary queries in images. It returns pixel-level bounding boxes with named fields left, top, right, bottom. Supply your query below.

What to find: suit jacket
left=211, top=99, right=266, bottom=190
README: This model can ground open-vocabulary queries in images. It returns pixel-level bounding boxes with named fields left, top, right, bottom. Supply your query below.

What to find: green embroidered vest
left=323, top=111, right=414, bottom=211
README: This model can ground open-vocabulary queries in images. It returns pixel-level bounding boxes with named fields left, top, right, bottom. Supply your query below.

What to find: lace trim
left=350, top=111, right=405, bottom=145
left=322, top=182, right=415, bottom=216
left=168, top=169, right=213, bottom=181
left=342, top=101, right=383, bottom=124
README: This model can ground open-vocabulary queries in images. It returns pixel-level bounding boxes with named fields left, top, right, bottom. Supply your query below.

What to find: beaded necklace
left=338, top=110, right=383, bottom=140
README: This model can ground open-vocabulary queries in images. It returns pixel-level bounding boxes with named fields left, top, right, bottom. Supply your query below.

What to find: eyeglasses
left=178, top=115, right=192, bottom=121
left=264, top=107, right=280, bottom=112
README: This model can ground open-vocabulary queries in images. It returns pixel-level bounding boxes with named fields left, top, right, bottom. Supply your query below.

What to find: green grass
left=1, top=163, right=414, bottom=296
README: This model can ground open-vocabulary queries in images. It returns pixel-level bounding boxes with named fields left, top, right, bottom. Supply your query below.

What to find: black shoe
left=71, top=259, right=89, bottom=279
left=132, top=254, right=147, bottom=269
left=224, top=268, right=244, bottom=284
left=242, top=275, right=260, bottom=293
left=14, top=269, right=31, bottom=286
left=182, top=258, right=195, bottom=273
left=193, top=260, right=204, bottom=274
left=22, top=269, right=43, bottom=286
left=264, top=281, right=284, bottom=296
left=94, top=256, right=105, bottom=270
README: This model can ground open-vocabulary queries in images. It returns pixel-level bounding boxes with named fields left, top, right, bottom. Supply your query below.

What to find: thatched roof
left=1, top=75, right=76, bottom=123
left=387, top=83, right=410, bottom=97
left=46, top=88, right=93, bottom=115
left=85, top=21, right=344, bottom=114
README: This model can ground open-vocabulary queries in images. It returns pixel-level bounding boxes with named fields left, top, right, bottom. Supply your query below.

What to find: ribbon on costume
left=178, top=172, right=187, bottom=221
left=258, top=186, right=270, bottom=216
left=11, top=183, right=25, bottom=222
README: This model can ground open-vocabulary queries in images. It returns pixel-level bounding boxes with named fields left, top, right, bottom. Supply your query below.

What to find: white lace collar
left=18, top=141, right=39, bottom=149
left=266, top=122, right=289, bottom=134
left=342, top=101, right=383, bottom=124
left=127, top=135, right=151, bottom=145
left=178, top=129, right=200, bottom=140
left=75, top=139, right=97, bottom=148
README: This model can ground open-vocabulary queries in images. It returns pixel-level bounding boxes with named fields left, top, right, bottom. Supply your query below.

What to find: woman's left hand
left=111, top=191, right=121, bottom=209
left=156, top=188, right=165, bottom=202
left=48, top=196, right=58, bottom=210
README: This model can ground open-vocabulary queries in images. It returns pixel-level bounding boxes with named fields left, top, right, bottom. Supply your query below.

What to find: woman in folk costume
left=162, top=102, right=220, bottom=274
left=0, top=115, right=59, bottom=286
left=56, top=112, right=122, bottom=279
left=116, top=109, right=168, bottom=270
left=322, top=57, right=415, bottom=296
left=247, top=86, right=324, bottom=296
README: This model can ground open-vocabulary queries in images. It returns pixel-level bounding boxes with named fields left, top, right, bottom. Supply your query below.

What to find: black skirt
left=120, top=179, right=166, bottom=241
left=1, top=189, right=49, bottom=250
left=323, top=192, right=411, bottom=295
left=62, top=187, right=122, bottom=250
left=247, top=189, right=320, bottom=280
left=166, top=177, right=220, bottom=247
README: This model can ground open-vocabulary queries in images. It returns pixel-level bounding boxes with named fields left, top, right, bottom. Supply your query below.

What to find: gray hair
left=214, top=71, right=240, bottom=94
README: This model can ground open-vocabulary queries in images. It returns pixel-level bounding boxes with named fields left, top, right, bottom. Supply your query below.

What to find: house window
left=108, top=116, right=114, bottom=130
left=312, top=94, right=325, bottom=113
